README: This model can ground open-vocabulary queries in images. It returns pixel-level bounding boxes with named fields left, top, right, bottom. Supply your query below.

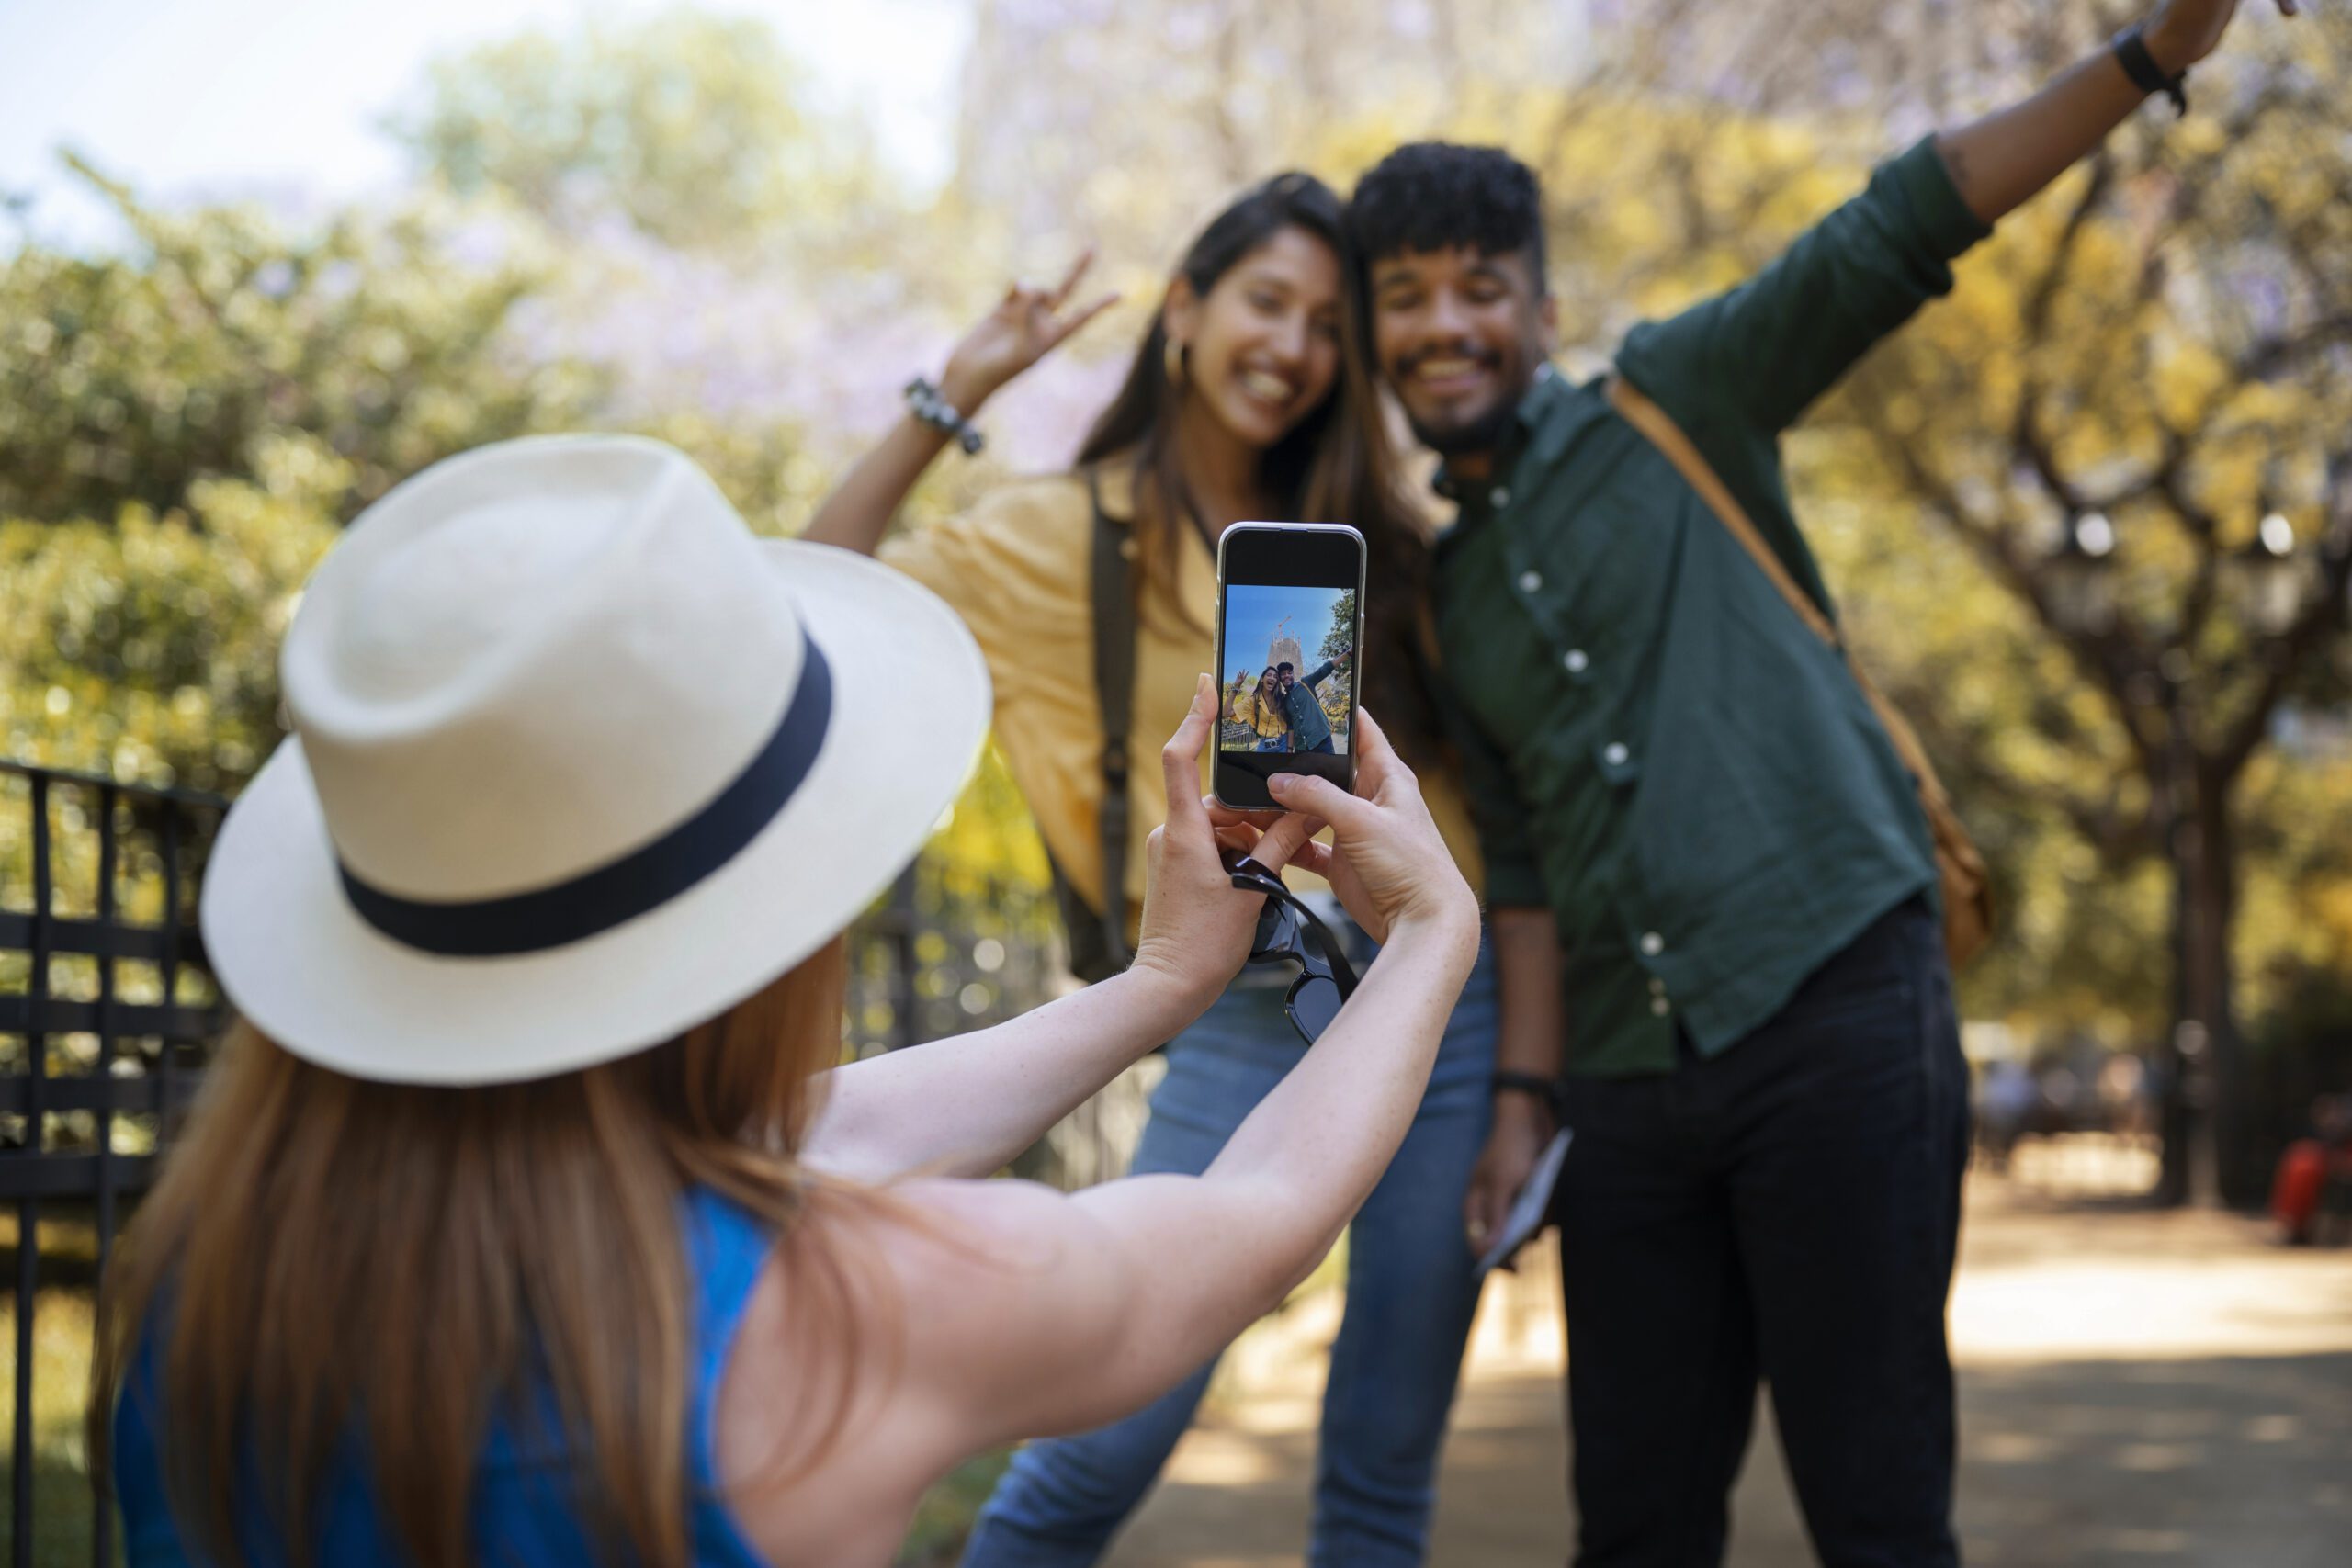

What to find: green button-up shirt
left=1432, top=137, right=1989, bottom=1077
left=1282, top=660, right=1339, bottom=750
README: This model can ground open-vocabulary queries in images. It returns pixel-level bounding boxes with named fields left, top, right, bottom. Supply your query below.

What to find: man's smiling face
left=1367, top=244, right=1555, bottom=462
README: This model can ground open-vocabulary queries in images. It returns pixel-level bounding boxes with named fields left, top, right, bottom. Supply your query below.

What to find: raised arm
left=898, top=708, right=1483, bottom=1445
left=802, top=677, right=1305, bottom=1182
left=1939, top=1, right=2298, bottom=225
left=1616, top=0, right=2295, bottom=440
left=800, top=253, right=1117, bottom=555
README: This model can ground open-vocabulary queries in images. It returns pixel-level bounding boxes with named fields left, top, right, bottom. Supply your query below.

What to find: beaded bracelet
left=904, top=377, right=985, bottom=456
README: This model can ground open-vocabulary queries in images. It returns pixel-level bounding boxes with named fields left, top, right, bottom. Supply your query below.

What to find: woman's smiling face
left=1167, top=224, right=1343, bottom=453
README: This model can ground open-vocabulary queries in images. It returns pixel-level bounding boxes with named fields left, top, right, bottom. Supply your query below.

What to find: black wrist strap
left=2114, top=25, right=2188, bottom=117
left=1492, top=1070, right=1561, bottom=1111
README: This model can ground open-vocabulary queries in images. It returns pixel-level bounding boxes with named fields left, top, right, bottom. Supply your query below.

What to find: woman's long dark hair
left=1076, top=172, right=1446, bottom=769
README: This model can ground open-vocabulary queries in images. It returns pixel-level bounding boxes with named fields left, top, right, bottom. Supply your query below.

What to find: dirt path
left=1103, top=1143, right=2352, bottom=1568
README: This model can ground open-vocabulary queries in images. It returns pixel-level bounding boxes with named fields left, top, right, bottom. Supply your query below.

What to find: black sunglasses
left=1223, top=850, right=1361, bottom=1044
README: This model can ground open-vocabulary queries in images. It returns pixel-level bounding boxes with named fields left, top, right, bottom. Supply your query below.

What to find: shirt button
left=1563, top=649, right=1589, bottom=674
left=1649, top=976, right=1668, bottom=997
left=1491, top=486, right=1511, bottom=507
left=1651, top=997, right=1673, bottom=1017
left=1603, top=741, right=1629, bottom=767
left=1640, top=931, right=1666, bottom=956
left=1518, top=570, right=1543, bottom=593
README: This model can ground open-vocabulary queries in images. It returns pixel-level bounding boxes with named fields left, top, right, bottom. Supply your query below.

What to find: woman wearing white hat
left=93, top=434, right=1480, bottom=1568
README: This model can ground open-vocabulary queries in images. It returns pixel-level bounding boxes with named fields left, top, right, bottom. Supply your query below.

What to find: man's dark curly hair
left=1347, top=141, right=1547, bottom=292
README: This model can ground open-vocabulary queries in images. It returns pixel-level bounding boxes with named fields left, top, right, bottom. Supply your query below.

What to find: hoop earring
left=1163, top=337, right=1187, bottom=389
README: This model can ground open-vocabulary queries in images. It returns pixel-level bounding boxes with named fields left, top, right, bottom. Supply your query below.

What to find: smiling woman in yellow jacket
left=796, top=172, right=1498, bottom=1568
left=1230, top=668, right=1292, bottom=751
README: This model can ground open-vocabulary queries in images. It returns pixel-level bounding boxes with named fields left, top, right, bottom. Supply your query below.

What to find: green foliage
left=1319, top=587, right=1357, bottom=661
left=390, top=8, right=892, bottom=254
left=0, top=459, right=335, bottom=793
left=0, top=157, right=606, bottom=529
left=0, top=153, right=831, bottom=802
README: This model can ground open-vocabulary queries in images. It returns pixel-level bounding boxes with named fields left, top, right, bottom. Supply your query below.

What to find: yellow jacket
left=880, top=465, right=1484, bottom=933
left=1229, top=684, right=1288, bottom=739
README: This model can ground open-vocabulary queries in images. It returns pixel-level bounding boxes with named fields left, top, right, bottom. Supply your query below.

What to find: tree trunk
left=2191, top=769, right=2263, bottom=1206
left=2155, top=752, right=2252, bottom=1209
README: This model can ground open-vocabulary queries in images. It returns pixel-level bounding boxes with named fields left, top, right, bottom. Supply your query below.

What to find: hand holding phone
left=1258, top=708, right=1472, bottom=947
left=1213, top=522, right=1365, bottom=811
left=1131, top=675, right=1326, bottom=1010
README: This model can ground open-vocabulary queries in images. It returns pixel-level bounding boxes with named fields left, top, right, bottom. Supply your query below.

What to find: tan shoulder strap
left=1606, top=376, right=1839, bottom=651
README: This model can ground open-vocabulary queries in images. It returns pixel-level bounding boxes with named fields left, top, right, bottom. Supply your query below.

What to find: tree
left=1319, top=588, right=1357, bottom=662
left=0, top=157, right=821, bottom=795
left=0, top=157, right=605, bottom=529
left=1813, top=18, right=2352, bottom=1203
left=388, top=9, right=892, bottom=255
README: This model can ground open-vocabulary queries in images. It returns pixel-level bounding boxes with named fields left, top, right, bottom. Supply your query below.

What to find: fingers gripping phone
left=1213, top=522, right=1365, bottom=810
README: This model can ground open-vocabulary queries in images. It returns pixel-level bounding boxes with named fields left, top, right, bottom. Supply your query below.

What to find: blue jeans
left=961, top=930, right=1498, bottom=1568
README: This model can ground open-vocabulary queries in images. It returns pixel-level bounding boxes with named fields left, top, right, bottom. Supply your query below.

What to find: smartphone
left=1213, top=521, right=1365, bottom=811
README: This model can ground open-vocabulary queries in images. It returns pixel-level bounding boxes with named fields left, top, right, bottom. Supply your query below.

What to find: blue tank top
left=114, top=1188, right=775, bottom=1566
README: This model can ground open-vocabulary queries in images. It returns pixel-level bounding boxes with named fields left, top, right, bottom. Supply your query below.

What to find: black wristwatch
left=2113, top=25, right=2188, bottom=117
left=1491, top=1070, right=1561, bottom=1114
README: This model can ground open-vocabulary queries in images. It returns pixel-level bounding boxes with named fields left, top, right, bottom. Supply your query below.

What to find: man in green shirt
left=1278, top=649, right=1351, bottom=752
left=1347, top=3, right=2289, bottom=1562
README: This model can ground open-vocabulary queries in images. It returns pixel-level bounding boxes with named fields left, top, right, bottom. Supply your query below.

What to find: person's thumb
left=1465, top=1175, right=1498, bottom=1249
left=1268, top=770, right=1367, bottom=830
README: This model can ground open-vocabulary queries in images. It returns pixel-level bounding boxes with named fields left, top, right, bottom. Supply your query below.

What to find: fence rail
left=2, top=757, right=1120, bottom=1563
left=3, top=759, right=222, bottom=1568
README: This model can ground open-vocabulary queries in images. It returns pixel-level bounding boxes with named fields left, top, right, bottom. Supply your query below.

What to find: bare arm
left=803, top=967, right=1196, bottom=1183
left=803, top=676, right=1310, bottom=1182
left=800, top=254, right=1117, bottom=555
left=797, top=403, right=970, bottom=556
left=896, top=710, right=1483, bottom=1443
left=1937, top=0, right=2298, bottom=225
left=1489, top=907, right=1566, bottom=1084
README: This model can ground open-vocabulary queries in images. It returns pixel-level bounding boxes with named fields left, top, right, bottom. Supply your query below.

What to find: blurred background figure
left=2270, top=1092, right=2352, bottom=1246
left=1980, top=1056, right=2040, bottom=1173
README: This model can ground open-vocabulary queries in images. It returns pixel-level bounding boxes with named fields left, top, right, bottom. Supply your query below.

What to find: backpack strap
left=1605, top=373, right=1995, bottom=968
left=1606, top=376, right=1839, bottom=647
left=1084, top=467, right=1139, bottom=974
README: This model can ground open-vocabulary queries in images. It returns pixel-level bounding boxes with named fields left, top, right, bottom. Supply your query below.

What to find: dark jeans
left=1304, top=735, right=1336, bottom=754
left=1555, top=895, right=1969, bottom=1568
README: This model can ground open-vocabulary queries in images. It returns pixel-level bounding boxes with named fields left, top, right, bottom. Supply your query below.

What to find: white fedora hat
left=199, top=434, right=989, bottom=1086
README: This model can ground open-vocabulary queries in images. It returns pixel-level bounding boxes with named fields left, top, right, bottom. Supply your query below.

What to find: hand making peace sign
left=937, top=250, right=1122, bottom=417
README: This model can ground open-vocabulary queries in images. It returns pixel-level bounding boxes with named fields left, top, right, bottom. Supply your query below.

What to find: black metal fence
left=1, top=758, right=1120, bottom=1562
left=2, top=760, right=225, bottom=1566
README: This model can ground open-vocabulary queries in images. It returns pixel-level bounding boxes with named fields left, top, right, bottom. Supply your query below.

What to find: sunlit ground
left=1111, top=1137, right=2352, bottom=1567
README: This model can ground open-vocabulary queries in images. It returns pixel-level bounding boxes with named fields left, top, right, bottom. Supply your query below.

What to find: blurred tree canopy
left=0, top=157, right=603, bottom=528
left=390, top=9, right=896, bottom=257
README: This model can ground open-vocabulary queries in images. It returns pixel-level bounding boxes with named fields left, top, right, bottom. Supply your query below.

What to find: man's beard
left=1404, top=390, right=1522, bottom=459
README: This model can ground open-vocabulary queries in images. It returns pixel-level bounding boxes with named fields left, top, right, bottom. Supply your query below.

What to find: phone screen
left=1214, top=522, right=1365, bottom=811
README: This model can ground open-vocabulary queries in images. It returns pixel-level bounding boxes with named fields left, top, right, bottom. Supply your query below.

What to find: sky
left=0, top=0, right=971, bottom=248
left=1222, top=583, right=1352, bottom=685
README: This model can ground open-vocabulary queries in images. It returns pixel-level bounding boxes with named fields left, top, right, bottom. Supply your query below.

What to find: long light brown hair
left=1075, top=172, right=1446, bottom=769
left=1254, top=667, right=1284, bottom=723
left=92, top=936, right=876, bottom=1568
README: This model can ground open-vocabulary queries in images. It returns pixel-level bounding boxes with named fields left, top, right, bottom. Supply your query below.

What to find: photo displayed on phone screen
left=1214, top=523, right=1363, bottom=811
